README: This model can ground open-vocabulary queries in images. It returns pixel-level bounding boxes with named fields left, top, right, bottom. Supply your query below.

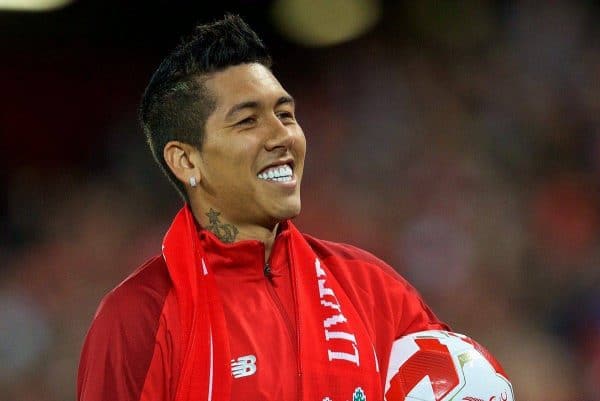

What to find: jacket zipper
left=264, top=263, right=297, bottom=346
left=288, top=257, right=303, bottom=401
left=263, top=260, right=302, bottom=400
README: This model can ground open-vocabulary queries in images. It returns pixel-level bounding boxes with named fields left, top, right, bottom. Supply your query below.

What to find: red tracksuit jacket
left=77, top=223, right=447, bottom=401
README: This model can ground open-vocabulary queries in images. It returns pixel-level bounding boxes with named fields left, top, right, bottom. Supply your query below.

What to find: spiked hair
left=139, top=15, right=272, bottom=199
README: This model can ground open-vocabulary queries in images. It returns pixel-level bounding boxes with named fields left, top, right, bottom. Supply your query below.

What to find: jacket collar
left=197, top=220, right=292, bottom=277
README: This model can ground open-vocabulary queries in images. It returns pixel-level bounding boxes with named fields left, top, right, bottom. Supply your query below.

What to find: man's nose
left=264, top=115, right=294, bottom=151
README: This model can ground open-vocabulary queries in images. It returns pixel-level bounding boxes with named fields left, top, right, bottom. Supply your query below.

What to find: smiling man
left=167, top=62, right=306, bottom=254
left=77, top=15, right=448, bottom=401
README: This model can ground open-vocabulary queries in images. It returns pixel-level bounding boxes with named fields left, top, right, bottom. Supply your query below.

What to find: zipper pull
left=264, top=262, right=272, bottom=278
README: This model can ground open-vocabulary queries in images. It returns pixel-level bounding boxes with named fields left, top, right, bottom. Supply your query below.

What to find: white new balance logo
left=231, top=354, right=257, bottom=378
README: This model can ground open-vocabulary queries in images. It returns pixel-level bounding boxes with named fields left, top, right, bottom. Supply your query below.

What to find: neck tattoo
left=205, top=208, right=239, bottom=243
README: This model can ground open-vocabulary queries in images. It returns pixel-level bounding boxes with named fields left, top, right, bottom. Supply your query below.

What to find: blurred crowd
left=1, top=1, right=599, bottom=400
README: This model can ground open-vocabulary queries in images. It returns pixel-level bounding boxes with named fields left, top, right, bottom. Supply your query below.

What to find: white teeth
left=257, top=164, right=293, bottom=181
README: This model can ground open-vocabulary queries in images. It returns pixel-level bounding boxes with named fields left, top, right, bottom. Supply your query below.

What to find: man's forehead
left=205, top=63, right=289, bottom=108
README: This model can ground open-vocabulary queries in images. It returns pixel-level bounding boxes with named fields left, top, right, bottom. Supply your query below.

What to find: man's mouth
left=257, top=163, right=294, bottom=182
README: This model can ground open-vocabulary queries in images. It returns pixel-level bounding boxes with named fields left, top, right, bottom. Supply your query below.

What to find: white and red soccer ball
left=384, top=330, right=514, bottom=401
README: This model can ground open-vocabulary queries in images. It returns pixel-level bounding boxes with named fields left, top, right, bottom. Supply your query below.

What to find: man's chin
left=272, top=203, right=301, bottom=222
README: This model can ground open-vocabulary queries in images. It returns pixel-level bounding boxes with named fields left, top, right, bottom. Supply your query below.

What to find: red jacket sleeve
left=355, top=255, right=450, bottom=338
left=307, top=237, right=449, bottom=338
left=77, top=273, right=173, bottom=401
left=350, top=248, right=449, bottom=337
left=391, top=275, right=449, bottom=336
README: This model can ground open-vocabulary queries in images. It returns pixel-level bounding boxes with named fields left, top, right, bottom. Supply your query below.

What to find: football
left=384, top=330, right=514, bottom=401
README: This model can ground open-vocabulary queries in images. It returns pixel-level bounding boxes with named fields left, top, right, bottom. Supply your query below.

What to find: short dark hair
left=139, top=14, right=272, bottom=199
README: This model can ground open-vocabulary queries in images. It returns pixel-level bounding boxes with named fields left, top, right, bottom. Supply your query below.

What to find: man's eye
left=237, top=117, right=256, bottom=126
left=277, top=111, right=295, bottom=121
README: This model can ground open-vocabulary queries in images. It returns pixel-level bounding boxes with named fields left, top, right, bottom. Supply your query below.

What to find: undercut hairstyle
left=139, top=15, right=272, bottom=200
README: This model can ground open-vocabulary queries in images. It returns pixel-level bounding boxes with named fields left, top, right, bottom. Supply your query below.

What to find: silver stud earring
left=189, top=177, right=197, bottom=187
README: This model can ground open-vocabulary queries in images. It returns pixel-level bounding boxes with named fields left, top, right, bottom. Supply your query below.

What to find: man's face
left=194, top=63, right=306, bottom=228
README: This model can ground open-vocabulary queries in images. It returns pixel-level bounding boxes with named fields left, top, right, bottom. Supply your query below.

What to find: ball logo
left=386, top=338, right=459, bottom=401
left=463, top=393, right=508, bottom=401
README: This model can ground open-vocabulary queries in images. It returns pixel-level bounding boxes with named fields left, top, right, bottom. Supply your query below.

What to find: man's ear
left=163, top=141, right=202, bottom=188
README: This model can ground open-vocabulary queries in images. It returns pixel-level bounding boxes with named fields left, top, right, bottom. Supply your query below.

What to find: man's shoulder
left=93, top=254, right=172, bottom=325
left=79, top=256, right=173, bottom=398
left=301, top=233, right=448, bottom=333
left=302, top=234, right=403, bottom=283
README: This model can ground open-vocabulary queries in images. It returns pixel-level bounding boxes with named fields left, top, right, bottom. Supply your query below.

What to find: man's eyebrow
left=276, top=95, right=295, bottom=107
left=225, top=101, right=260, bottom=121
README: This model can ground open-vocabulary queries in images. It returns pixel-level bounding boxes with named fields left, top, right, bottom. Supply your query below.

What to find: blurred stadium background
left=1, top=0, right=599, bottom=400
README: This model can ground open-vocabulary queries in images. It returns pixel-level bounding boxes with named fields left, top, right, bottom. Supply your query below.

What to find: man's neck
left=190, top=203, right=279, bottom=260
